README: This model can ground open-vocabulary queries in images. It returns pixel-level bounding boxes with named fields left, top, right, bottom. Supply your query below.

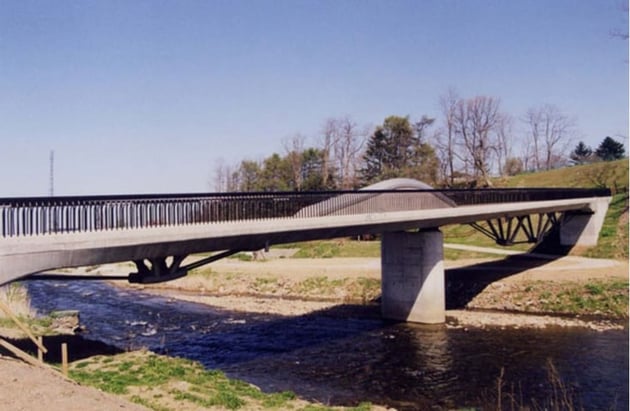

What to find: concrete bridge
left=0, top=179, right=611, bottom=324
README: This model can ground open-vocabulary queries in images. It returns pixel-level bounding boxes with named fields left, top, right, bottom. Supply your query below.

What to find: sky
left=0, top=0, right=628, bottom=196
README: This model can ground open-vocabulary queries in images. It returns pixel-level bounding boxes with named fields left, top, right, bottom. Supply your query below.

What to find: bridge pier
left=381, top=229, right=445, bottom=324
left=560, top=197, right=611, bottom=247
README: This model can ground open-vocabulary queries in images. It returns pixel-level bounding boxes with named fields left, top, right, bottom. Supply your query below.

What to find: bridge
left=0, top=179, right=611, bottom=324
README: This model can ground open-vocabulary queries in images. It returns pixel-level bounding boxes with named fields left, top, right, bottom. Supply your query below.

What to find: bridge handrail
left=0, top=188, right=610, bottom=237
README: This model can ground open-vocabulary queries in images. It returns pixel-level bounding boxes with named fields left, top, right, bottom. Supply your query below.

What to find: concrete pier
left=381, top=229, right=445, bottom=324
left=560, top=197, right=611, bottom=247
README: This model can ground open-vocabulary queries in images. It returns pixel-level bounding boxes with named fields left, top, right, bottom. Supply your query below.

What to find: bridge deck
left=0, top=196, right=605, bottom=285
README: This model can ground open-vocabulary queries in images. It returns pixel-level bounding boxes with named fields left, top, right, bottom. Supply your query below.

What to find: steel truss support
left=128, top=249, right=243, bottom=284
left=469, top=212, right=561, bottom=246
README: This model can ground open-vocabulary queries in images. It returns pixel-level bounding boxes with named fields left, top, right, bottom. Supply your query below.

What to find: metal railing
left=0, top=188, right=610, bottom=238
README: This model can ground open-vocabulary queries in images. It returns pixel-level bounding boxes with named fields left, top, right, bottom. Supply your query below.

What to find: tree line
left=214, top=91, right=626, bottom=191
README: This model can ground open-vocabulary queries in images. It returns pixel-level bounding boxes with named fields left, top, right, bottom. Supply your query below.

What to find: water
left=26, top=281, right=628, bottom=410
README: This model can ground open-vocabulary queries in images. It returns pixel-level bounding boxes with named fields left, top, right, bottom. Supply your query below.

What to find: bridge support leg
left=381, top=229, right=445, bottom=324
left=560, top=197, right=611, bottom=247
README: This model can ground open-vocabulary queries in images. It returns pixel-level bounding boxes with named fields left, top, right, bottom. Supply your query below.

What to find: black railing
left=0, top=188, right=610, bottom=238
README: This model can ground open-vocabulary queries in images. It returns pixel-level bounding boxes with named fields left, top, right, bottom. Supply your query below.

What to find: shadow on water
left=24, top=279, right=629, bottom=410
left=24, top=281, right=387, bottom=368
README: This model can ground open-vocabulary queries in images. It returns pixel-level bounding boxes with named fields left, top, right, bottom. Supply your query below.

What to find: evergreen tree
left=258, top=153, right=292, bottom=191
left=595, top=137, right=625, bottom=161
left=360, top=115, right=439, bottom=185
left=361, top=123, right=393, bottom=183
left=300, top=148, right=336, bottom=190
left=569, top=141, right=593, bottom=165
left=237, top=160, right=262, bottom=191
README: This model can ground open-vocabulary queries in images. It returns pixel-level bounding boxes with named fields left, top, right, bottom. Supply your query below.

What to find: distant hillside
left=494, top=159, right=628, bottom=193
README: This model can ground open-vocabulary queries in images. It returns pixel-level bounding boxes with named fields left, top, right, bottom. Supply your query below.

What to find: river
left=26, top=280, right=628, bottom=410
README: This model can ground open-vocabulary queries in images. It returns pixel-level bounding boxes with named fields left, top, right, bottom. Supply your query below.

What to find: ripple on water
left=26, top=281, right=628, bottom=411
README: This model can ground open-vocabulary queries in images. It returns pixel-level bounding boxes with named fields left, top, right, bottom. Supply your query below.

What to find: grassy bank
left=497, top=159, right=628, bottom=191
left=465, top=277, right=629, bottom=319
left=70, top=350, right=375, bottom=411
left=0, top=283, right=56, bottom=336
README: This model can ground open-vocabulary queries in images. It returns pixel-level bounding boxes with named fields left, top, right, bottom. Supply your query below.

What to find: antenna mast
left=49, top=150, right=54, bottom=197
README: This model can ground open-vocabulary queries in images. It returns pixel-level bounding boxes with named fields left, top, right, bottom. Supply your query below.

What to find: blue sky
left=1, top=0, right=627, bottom=196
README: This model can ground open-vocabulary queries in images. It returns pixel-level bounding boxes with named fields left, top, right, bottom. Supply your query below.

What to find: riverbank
left=0, top=252, right=626, bottom=410
left=125, top=252, right=628, bottom=331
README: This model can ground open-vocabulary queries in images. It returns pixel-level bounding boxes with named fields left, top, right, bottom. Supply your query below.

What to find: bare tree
left=335, top=117, right=366, bottom=189
left=436, top=89, right=460, bottom=186
left=213, top=159, right=239, bottom=191
left=282, top=134, right=306, bottom=190
left=320, top=118, right=340, bottom=188
left=318, top=116, right=367, bottom=189
left=452, top=96, right=502, bottom=186
left=213, top=160, right=227, bottom=192
left=495, top=113, right=514, bottom=176
left=523, top=108, right=543, bottom=170
left=523, top=104, right=575, bottom=171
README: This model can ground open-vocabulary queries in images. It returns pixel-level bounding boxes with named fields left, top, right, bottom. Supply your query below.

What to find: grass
left=496, top=159, right=628, bottom=191
left=482, top=359, right=592, bottom=411
left=252, top=277, right=280, bottom=294
left=282, top=238, right=509, bottom=260
left=583, top=192, right=628, bottom=259
left=291, top=276, right=382, bottom=302
left=541, top=279, right=629, bottom=318
left=517, top=278, right=629, bottom=318
left=70, top=350, right=377, bottom=411
left=0, top=315, right=53, bottom=332
left=283, top=239, right=381, bottom=258
left=71, top=351, right=292, bottom=408
left=0, top=283, right=58, bottom=336
left=0, top=283, right=36, bottom=319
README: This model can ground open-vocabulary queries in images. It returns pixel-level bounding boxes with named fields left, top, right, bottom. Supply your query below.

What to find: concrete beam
left=381, top=229, right=445, bottom=324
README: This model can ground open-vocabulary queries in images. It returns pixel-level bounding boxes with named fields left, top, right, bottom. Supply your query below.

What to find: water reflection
left=26, top=281, right=628, bottom=410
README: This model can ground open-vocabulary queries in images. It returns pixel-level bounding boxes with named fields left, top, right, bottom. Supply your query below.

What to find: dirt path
left=0, top=356, right=149, bottom=411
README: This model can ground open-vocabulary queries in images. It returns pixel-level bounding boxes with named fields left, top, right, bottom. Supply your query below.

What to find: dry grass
left=0, top=284, right=36, bottom=319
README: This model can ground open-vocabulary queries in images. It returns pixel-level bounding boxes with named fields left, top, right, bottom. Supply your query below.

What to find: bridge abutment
left=381, top=229, right=445, bottom=324
left=559, top=197, right=611, bottom=247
